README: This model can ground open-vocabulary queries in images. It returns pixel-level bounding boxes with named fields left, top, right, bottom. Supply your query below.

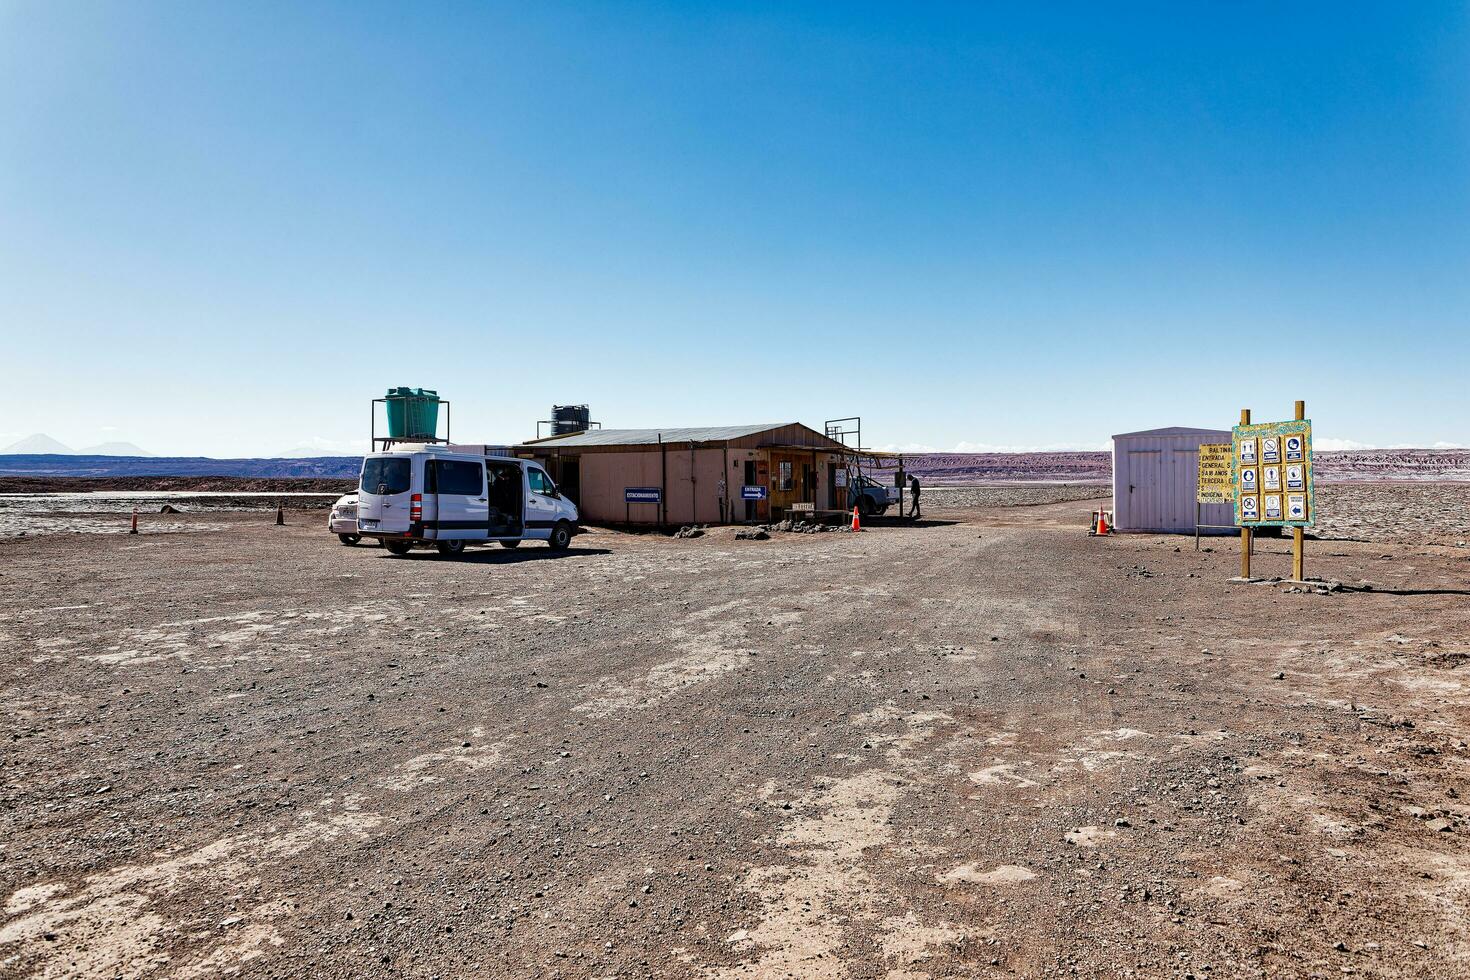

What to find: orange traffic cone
left=1095, top=510, right=1110, bottom=536
left=130, top=509, right=139, bottom=534
left=851, top=505, right=862, bottom=532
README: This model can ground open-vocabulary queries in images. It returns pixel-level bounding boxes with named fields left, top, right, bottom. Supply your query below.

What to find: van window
left=361, top=457, right=410, bottom=495
left=429, top=459, right=484, bottom=496
left=528, top=468, right=555, bottom=496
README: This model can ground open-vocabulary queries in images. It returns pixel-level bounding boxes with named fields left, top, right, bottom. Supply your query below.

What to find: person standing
left=909, top=475, right=922, bottom=519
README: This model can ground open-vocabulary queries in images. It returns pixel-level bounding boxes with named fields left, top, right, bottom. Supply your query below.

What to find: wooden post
left=1240, top=408, right=1252, bottom=579
left=1292, top=399, right=1306, bottom=582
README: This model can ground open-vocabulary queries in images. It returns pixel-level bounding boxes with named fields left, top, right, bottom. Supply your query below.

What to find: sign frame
left=1231, top=419, right=1313, bottom=529
left=624, top=487, right=662, bottom=504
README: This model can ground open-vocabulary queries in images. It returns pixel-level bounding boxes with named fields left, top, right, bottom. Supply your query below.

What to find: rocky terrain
left=0, top=455, right=362, bottom=480
left=901, top=450, right=1470, bottom=485
left=0, top=477, right=355, bottom=494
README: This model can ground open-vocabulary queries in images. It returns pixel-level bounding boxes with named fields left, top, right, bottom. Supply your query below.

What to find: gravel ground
left=0, top=494, right=340, bottom=538
left=1313, top=483, right=1470, bottom=545
left=3, top=500, right=1470, bottom=979
left=926, top=483, right=1470, bottom=547
left=920, top=484, right=1109, bottom=510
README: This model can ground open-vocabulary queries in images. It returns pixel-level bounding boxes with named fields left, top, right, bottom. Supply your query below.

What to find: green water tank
left=384, top=387, right=440, bottom=439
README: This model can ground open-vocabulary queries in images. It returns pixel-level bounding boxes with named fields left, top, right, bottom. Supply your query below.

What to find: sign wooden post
left=1239, top=408, right=1252, bottom=579
left=1292, top=399, right=1306, bottom=582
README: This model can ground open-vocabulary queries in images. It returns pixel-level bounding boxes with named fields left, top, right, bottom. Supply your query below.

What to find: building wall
left=1112, top=430, right=1234, bottom=533
left=556, top=443, right=843, bottom=525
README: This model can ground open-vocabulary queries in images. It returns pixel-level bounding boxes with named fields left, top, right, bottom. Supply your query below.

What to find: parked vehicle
left=328, top=493, right=361, bottom=545
left=356, top=447, right=579, bottom=556
left=847, top=471, right=900, bottom=516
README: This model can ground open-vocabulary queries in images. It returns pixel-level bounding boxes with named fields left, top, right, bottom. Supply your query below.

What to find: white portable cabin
left=1111, top=426, right=1233, bottom=534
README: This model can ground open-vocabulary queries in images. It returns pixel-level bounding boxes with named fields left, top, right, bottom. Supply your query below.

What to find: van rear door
left=358, top=455, right=414, bottom=534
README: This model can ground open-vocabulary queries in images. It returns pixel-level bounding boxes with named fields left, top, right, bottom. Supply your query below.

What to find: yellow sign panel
left=1197, top=443, right=1232, bottom=504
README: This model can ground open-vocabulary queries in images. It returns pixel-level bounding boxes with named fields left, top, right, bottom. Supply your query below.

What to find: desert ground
left=3, top=486, right=1469, bottom=979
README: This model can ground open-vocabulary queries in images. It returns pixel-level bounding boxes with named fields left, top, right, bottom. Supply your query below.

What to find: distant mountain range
left=2, top=440, right=1465, bottom=483
left=0, top=453, right=362, bottom=479
left=1, top=433, right=153, bottom=456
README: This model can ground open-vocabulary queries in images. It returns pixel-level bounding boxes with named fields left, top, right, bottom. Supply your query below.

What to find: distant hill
left=1, top=434, right=154, bottom=456
left=0, top=454, right=362, bottom=479
left=2, top=433, right=74, bottom=454
left=77, top=441, right=153, bottom=456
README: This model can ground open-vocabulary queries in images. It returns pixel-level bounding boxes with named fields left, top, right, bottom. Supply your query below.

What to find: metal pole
left=659, top=434, right=667, bottom=528
left=1240, top=408, right=1252, bottom=579
left=722, top=441, right=730, bottom=524
left=1292, top=399, right=1306, bottom=582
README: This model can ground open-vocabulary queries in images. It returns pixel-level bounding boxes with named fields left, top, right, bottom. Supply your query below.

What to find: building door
left=559, top=459, right=581, bottom=507
left=743, top=460, right=757, bottom=521
left=1126, top=449, right=1169, bottom=531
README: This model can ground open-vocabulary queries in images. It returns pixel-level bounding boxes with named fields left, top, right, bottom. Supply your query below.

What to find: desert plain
left=2, top=480, right=1468, bottom=978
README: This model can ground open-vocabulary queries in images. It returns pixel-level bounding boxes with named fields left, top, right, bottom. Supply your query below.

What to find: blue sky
left=2, top=2, right=1466, bottom=456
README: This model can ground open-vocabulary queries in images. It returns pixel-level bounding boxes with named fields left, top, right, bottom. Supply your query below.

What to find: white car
left=356, top=447, right=580, bottom=556
left=328, top=493, right=362, bottom=545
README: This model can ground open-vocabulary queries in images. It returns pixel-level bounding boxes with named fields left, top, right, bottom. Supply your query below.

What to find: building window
left=779, top=460, right=793, bottom=491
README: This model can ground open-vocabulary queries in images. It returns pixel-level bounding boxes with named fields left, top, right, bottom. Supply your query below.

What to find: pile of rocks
left=765, top=519, right=849, bottom=535
left=677, top=520, right=850, bottom=541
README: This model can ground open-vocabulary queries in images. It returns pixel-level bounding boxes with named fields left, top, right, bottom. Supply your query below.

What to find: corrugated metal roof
left=522, top=424, right=792, bottom=448
left=1112, top=425, right=1231, bottom=440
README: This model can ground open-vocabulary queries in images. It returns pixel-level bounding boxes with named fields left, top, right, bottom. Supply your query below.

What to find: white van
left=355, top=446, right=579, bottom=556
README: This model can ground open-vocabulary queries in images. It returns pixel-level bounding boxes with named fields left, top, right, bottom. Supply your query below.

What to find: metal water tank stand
left=371, top=397, right=451, bottom=451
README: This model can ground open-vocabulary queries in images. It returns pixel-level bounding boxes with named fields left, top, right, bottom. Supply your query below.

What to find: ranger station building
left=516, top=423, right=852, bottom=526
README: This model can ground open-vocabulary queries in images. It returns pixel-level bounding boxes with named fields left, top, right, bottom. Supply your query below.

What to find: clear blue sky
left=2, top=2, right=1466, bottom=456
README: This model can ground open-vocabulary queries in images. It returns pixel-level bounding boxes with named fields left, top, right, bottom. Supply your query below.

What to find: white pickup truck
left=356, top=446, right=579, bottom=556
left=848, top=471, right=901, bottom=517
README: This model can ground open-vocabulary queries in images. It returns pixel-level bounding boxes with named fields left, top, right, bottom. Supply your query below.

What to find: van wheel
left=385, top=540, right=413, bottom=555
left=548, top=522, right=572, bottom=551
left=499, top=539, right=521, bottom=549
left=436, top=540, right=466, bottom=557
left=338, top=533, right=361, bottom=546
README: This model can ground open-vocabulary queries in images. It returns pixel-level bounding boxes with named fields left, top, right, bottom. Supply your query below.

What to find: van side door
left=428, top=458, right=488, bottom=540
left=524, top=465, right=558, bottom=539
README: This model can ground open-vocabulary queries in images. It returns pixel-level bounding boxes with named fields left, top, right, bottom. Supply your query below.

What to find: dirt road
left=3, top=498, right=1469, bottom=978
